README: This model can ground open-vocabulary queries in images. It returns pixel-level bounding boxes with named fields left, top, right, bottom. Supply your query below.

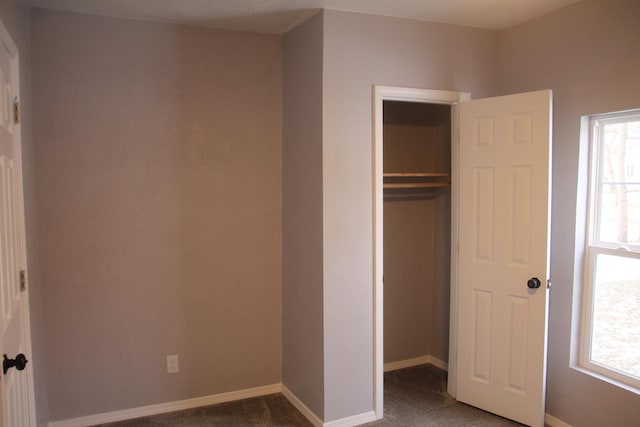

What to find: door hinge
left=19, top=270, right=26, bottom=292
left=547, top=279, right=551, bottom=289
left=13, top=100, right=20, bottom=125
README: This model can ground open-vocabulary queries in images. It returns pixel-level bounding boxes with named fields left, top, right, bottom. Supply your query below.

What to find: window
left=580, top=110, right=640, bottom=390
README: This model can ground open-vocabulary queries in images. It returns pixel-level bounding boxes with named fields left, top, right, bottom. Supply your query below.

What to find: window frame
left=579, top=110, right=640, bottom=391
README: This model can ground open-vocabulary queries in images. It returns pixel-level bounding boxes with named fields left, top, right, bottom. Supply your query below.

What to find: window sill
left=571, top=364, right=640, bottom=396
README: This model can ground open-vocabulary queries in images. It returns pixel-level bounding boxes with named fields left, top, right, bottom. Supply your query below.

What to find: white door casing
left=0, top=18, right=35, bottom=427
left=457, top=90, right=552, bottom=427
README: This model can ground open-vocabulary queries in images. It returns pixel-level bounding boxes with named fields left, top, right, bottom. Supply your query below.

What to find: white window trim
left=578, top=110, right=640, bottom=392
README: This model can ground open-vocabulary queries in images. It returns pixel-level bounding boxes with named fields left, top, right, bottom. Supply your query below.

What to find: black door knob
left=3, top=353, right=28, bottom=375
left=527, top=277, right=541, bottom=289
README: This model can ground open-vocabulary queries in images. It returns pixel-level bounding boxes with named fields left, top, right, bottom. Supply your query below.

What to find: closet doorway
left=372, top=87, right=470, bottom=417
left=382, top=99, right=452, bottom=376
left=373, top=87, right=552, bottom=427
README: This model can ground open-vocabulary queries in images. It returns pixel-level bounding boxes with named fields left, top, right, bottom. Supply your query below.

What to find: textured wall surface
left=498, top=1, right=640, bottom=425
left=282, top=11, right=325, bottom=420
left=31, top=9, right=282, bottom=422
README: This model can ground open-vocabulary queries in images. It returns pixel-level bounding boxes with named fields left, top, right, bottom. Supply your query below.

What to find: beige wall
left=0, top=0, right=49, bottom=425
left=383, top=101, right=451, bottom=364
left=282, top=12, right=325, bottom=419
left=321, top=10, right=498, bottom=421
left=498, top=1, right=640, bottom=425
left=31, top=9, right=282, bottom=422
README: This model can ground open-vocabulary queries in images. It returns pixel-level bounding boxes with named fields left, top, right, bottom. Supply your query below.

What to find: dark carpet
left=98, top=393, right=312, bottom=427
left=363, top=364, right=523, bottom=426
left=98, top=364, right=524, bottom=426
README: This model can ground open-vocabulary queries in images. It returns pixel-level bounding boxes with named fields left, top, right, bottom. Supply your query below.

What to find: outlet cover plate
left=166, top=355, right=179, bottom=373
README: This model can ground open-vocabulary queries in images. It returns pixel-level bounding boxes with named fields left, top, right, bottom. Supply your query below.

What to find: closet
left=383, top=100, right=452, bottom=368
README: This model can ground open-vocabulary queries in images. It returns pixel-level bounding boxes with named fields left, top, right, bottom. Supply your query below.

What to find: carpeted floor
left=363, top=364, right=523, bottom=427
left=98, top=364, right=524, bottom=426
left=98, top=393, right=312, bottom=427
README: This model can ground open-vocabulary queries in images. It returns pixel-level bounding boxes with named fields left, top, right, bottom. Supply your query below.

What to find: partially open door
left=456, top=90, right=552, bottom=427
left=0, top=18, right=36, bottom=427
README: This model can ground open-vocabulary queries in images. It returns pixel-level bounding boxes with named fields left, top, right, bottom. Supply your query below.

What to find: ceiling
left=25, top=0, right=582, bottom=34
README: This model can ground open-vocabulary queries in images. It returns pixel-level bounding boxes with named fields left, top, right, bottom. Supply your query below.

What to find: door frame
left=372, top=86, right=470, bottom=419
left=0, top=16, right=37, bottom=425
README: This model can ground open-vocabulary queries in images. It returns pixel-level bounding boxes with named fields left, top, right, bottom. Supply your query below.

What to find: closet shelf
left=383, top=173, right=449, bottom=177
left=383, top=172, right=450, bottom=190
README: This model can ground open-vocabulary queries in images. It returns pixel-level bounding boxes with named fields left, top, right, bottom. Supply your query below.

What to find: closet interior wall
left=383, top=101, right=452, bottom=366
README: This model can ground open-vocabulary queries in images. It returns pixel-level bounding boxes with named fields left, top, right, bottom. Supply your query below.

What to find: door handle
left=527, top=277, right=541, bottom=289
left=3, top=353, right=28, bottom=375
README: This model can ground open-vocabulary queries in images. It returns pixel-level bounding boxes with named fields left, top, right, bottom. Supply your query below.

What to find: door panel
left=0, top=20, right=34, bottom=426
left=457, top=90, right=551, bottom=427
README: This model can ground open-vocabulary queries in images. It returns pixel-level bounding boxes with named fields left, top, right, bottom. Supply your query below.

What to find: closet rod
left=383, top=182, right=450, bottom=189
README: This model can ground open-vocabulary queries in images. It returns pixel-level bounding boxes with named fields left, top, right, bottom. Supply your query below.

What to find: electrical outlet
left=166, top=355, right=179, bottom=374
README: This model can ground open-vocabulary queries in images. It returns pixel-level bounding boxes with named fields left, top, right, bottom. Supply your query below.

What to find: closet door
left=456, top=90, right=551, bottom=427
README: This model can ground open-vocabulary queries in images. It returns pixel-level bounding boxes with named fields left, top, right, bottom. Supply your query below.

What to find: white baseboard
left=47, top=383, right=281, bottom=427
left=45, top=376, right=561, bottom=427
left=545, top=413, right=573, bottom=427
left=281, top=384, right=377, bottom=427
left=384, top=355, right=448, bottom=372
left=281, top=384, right=323, bottom=427
left=323, top=411, right=377, bottom=427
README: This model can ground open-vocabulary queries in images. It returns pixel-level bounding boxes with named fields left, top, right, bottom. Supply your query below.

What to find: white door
left=0, top=20, right=35, bottom=427
left=456, top=90, right=551, bottom=427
